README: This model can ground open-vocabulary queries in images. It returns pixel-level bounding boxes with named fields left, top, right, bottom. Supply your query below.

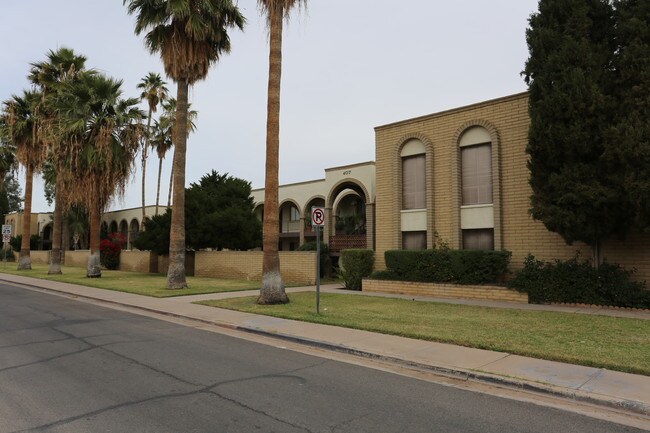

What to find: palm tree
left=137, top=72, right=168, bottom=229
left=156, top=97, right=197, bottom=212
left=29, top=47, right=88, bottom=274
left=56, top=72, right=143, bottom=277
left=1, top=91, right=45, bottom=270
left=125, top=0, right=245, bottom=289
left=150, top=119, right=171, bottom=216
left=257, top=0, right=306, bottom=304
left=0, top=130, right=17, bottom=192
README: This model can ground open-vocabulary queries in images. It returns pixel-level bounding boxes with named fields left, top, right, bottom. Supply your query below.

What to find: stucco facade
left=251, top=161, right=375, bottom=253
left=4, top=205, right=164, bottom=251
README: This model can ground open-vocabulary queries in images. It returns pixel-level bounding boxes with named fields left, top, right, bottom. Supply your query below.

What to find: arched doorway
left=42, top=224, right=53, bottom=251
left=119, top=220, right=128, bottom=246
left=129, top=219, right=139, bottom=250
left=279, top=200, right=301, bottom=251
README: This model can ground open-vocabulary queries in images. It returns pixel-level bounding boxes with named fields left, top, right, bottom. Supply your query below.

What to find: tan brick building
left=8, top=93, right=648, bottom=283
left=374, top=92, right=650, bottom=282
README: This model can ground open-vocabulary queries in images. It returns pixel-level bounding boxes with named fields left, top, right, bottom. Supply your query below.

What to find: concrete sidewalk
left=1, top=273, right=649, bottom=420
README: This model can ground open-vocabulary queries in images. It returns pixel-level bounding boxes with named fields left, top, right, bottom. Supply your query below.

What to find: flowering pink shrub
left=100, top=232, right=126, bottom=270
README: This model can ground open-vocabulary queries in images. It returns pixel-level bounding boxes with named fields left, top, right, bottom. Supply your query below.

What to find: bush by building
left=10, top=234, right=40, bottom=252
left=100, top=232, right=126, bottom=270
left=340, top=249, right=374, bottom=290
left=507, top=254, right=649, bottom=308
left=297, top=241, right=330, bottom=278
left=375, top=249, right=511, bottom=285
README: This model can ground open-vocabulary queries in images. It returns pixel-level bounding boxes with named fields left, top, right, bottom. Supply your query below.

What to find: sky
left=0, top=0, right=540, bottom=213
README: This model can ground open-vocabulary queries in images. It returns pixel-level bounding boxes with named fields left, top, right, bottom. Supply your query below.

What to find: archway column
left=365, top=203, right=375, bottom=251
left=324, top=207, right=333, bottom=246
left=299, top=217, right=306, bottom=247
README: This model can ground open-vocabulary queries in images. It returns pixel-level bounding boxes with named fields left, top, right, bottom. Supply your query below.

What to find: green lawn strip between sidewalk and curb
left=198, top=292, right=650, bottom=376
left=0, top=264, right=260, bottom=297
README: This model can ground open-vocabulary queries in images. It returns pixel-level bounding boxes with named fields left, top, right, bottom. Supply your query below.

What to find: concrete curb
left=234, top=326, right=650, bottom=417
left=3, top=276, right=649, bottom=419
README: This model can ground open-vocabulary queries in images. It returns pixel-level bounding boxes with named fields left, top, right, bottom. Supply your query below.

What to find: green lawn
left=200, top=292, right=650, bottom=376
left=0, top=263, right=260, bottom=297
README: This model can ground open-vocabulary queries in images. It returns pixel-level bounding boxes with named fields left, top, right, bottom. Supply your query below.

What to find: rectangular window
left=290, top=207, right=300, bottom=221
left=461, top=144, right=492, bottom=205
left=402, top=155, right=426, bottom=210
left=402, top=231, right=427, bottom=250
left=462, top=229, right=494, bottom=250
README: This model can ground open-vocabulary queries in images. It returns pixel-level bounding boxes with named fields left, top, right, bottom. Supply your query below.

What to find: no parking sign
left=310, top=207, right=325, bottom=314
left=311, top=207, right=325, bottom=227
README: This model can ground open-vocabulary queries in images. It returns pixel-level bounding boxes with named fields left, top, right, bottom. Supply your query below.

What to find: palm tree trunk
left=167, top=151, right=174, bottom=208
left=142, top=112, right=152, bottom=229
left=48, top=175, right=63, bottom=274
left=166, top=80, right=188, bottom=289
left=62, top=216, right=70, bottom=255
left=258, top=6, right=288, bottom=304
left=87, top=200, right=101, bottom=278
left=155, top=156, right=163, bottom=216
left=17, top=165, right=33, bottom=270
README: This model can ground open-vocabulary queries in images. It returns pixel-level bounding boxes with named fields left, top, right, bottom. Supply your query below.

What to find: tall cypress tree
left=610, top=0, right=650, bottom=231
left=523, top=0, right=625, bottom=265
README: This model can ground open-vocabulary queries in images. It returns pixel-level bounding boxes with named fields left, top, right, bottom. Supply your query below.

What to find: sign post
left=311, top=207, right=325, bottom=314
left=2, top=225, right=11, bottom=263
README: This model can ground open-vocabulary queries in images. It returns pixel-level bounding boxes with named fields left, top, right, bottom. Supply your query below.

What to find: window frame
left=461, top=142, right=493, bottom=206
left=401, top=153, right=426, bottom=210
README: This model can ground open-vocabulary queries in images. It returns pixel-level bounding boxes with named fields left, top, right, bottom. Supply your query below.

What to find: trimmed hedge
left=508, top=255, right=650, bottom=308
left=341, top=249, right=374, bottom=290
left=378, top=249, right=511, bottom=285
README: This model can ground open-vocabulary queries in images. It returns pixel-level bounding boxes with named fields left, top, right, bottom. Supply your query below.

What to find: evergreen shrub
left=379, top=249, right=511, bottom=285
left=10, top=235, right=40, bottom=252
left=507, top=255, right=649, bottom=308
left=340, top=249, right=374, bottom=290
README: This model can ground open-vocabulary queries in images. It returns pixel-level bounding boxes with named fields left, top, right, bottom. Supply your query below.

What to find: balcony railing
left=329, top=234, right=366, bottom=253
left=280, top=220, right=301, bottom=233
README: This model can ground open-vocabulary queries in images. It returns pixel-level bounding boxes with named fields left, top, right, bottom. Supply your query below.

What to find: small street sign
left=310, top=207, right=326, bottom=314
left=311, top=207, right=325, bottom=227
left=2, top=233, right=9, bottom=243
left=2, top=225, right=11, bottom=236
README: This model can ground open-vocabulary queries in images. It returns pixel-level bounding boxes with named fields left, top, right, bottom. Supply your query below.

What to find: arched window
left=460, top=127, right=492, bottom=205
left=400, top=139, right=426, bottom=250
left=459, top=127, right=494, bottom=250
left=401, top=139, right=426, bottom=210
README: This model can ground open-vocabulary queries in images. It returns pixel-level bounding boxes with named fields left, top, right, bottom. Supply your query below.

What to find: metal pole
left=316, top=225, right=321, bottom=314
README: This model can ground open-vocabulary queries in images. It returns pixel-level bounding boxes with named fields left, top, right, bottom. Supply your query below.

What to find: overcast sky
left=0, top=0, right=539, bottom=213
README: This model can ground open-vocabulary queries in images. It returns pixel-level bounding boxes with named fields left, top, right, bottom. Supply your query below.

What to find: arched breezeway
left=325, top=179, right=374, bottom=254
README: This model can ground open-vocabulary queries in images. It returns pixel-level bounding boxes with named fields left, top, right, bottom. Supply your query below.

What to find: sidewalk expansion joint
left=577, top=368, right=605, bottom=390
left=475, top=353, right=512, bottom=370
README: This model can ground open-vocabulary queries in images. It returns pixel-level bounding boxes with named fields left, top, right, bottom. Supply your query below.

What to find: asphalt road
left=0, top=283, right=644, bottom=433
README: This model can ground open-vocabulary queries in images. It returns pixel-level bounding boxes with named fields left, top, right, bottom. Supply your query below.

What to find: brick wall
left=157, top=252, right=195, bottom=276
left=363, top=279, right=528, bottom=303
left=63, top=250, right=89, bottom=268
left=119, top=251, right=157, bottom=273
left=194, top=251, right=317, bottom=285
left=374, top=93, right=649, bottom=283
left=30, top=251, right=50, bottom=265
